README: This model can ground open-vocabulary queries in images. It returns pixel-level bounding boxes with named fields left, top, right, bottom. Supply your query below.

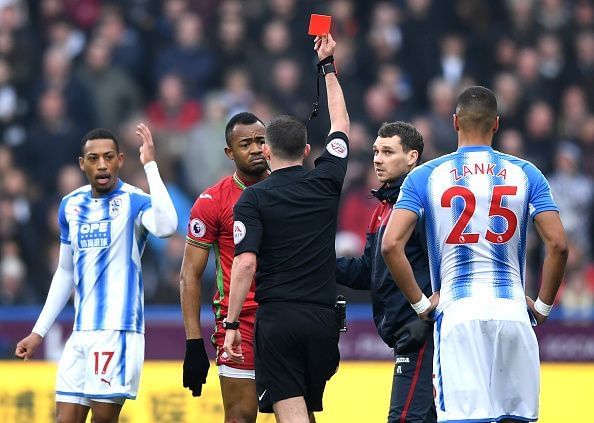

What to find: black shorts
left=254, top=302, right=340, bottom=413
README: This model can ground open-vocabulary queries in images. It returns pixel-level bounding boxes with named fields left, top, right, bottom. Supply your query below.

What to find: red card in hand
left=308, top=14, right=332, bottom=36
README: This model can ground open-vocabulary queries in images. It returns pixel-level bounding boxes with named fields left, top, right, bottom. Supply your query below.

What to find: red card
left=308, top=14, right=332, bottom=36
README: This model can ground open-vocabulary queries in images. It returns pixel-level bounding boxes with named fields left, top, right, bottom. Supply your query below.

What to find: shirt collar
left=457, top=145, right=493, bottom=153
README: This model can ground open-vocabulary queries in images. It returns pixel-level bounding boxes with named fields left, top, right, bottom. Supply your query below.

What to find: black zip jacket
left=336, top=176, right=432, bottom=348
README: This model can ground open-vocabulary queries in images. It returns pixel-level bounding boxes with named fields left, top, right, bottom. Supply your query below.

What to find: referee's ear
left=263, top=143, right=271, bottom=161
left=303, top=144, right=311, bottom=159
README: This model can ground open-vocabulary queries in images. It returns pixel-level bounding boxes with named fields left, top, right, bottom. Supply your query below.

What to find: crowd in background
left=0, top=0, right=592, bottom=321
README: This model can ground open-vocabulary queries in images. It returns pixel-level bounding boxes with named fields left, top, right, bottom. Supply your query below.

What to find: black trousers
left=388, top=329, right=436, bottom=423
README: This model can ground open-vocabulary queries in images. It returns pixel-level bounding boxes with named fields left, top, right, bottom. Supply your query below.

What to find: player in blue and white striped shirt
left=15, top=124, right=177, bottom=422
left=382, top=87, right=568, bottom=423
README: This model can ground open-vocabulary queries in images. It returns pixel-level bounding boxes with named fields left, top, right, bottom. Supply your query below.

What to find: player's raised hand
left=314, top=33, right=336, bottom=61
left=15, top=332, right=43, bottom=361
left=223, top=329, right=244, bottom=364
left=135, top=123, right=156, bottom=165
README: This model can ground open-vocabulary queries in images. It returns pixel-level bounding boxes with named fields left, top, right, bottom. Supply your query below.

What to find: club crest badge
left=109, top=198, right=122, bottom=218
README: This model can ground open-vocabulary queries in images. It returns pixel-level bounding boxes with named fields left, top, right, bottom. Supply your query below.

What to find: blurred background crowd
left=0, top=0, right=592, bottom=321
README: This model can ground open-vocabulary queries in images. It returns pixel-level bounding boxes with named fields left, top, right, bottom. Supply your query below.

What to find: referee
left=223, top=33, right=349, bottom=423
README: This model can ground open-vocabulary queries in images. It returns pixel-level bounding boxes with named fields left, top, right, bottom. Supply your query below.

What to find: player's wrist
left=411, top=294, right=431, bottom=315
left=143, top=161, right=157, bottom=171
left=534, top=297, right=553, bottom=317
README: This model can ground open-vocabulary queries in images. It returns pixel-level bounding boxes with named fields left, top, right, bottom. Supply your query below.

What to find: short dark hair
left=455, top=86, right=498, bottom=134
left=81, top=128, right=120, bottom=153
left=225, top=112, right=265, bottom=146
left=265, top=115, right=307, bottom=160
left=377, top=121, right=424, bottom=165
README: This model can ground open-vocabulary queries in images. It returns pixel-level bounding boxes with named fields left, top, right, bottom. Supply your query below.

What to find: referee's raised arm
left=314, top=33, right=349, bottom=137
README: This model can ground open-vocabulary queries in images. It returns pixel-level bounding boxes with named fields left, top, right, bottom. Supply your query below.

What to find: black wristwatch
left=320, top=62, right=336, bottom=76
left=222, top=318, right=240, bottom=330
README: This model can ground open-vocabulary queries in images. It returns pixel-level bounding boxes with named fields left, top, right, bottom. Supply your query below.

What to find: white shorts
left=218, top=364, right=255, bottom=379
left=56, top=330, right=144, bottom=405
left=434, top=316, right=539, bottom=422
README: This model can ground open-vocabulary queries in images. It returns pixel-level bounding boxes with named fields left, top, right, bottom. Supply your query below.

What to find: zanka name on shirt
left=450, top=163, right=507, bottom=181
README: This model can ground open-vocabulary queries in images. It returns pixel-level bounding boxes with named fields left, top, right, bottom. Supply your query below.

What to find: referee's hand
left=183, top=339, right=210, bottom=397
left=223, top=329, right=244, bottom=364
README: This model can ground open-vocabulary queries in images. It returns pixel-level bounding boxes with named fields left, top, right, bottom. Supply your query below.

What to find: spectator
left=549, top=142, right=593, bottom=258
left=182, top=94, right=233, bottom=194
left=568, top=31, right=594, bottom=107
left=17, top=89, right=83, bottom=195
left=425, top=78, right=457, bottom=155
left=250, top=19, right=295, bottom=92
left=153, top=13, right=217, bottom=98
left=146, top=73, right=202, bottom=162
left=577, top=115, right=594, bottom=178
left=558, top=85, right=590, bottom=140
left=495, top=128, right=526, bottom=158
left=267, top=58, right=309, bottom=119
left=493, top=72, right=524, bottom=130
left=96, top=5, right=145, bottom=83
left=78, top=36, right=141, bottom=129
left=31, top=47, right=95, bottom=129
left=0, top=253, right=36, bottom=305
left=523, top=100, right=557, bottom=174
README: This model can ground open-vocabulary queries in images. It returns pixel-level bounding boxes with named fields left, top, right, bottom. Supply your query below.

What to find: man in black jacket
left=336, top=122, right=436, bottom=423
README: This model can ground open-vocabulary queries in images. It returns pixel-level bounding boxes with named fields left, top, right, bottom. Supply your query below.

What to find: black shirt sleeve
left=233, top=188, right=262, bottom=256
left=313, top=131, right=349, bottom=191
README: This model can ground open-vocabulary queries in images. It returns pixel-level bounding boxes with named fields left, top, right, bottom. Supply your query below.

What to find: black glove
left=183, top=339, right=210, bottom=397
left=394, top=319, right=434, bottom=355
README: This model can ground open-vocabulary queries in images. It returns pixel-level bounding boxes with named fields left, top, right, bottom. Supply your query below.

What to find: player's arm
left=524, top=164, right=569, bottom=324
left=136, top=123, right=178, bottom=237
left=15, top=243, right=75, bottom=360
left=179, top=242, right=211, bottom=396
left=528, top=211, right=568, bottom=324
left=336, top=237, right=372, bottom=290
left=381, top=209, right=438, bottom=320
left=180, top=243, right=209, bottom=340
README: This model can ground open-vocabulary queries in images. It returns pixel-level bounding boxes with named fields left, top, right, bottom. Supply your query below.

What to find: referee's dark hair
left=265, top=115, right=307, bottom=160
left=378, top=121, right=424, bottom=165
left=455, top=86, right=498, bottom=134
left=225, top=112, right=266, bottom=146
left=81, top=128, right=120, bottom=153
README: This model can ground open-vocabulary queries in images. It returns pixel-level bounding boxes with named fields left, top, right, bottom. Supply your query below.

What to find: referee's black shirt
left=233, top=131, right=349, bottom=307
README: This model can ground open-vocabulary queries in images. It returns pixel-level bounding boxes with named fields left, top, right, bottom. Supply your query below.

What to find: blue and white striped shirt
left=396, top=146, right=558, bottom=321
left=59, top=180, right=151, bottom=333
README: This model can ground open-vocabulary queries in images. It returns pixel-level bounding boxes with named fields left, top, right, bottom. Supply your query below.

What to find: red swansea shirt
left=186, top=173, right=258, bottom=318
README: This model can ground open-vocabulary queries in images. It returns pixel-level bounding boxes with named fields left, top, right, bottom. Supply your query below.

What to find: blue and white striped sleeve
left=525, top=163, right=559, bottom=219
left=58, top=198, right=70, bottom=244
left=394, top=170, right=425, bottom=218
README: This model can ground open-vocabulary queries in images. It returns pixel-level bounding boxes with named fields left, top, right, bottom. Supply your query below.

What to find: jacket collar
left=370, top=174, right=406, bottom=204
